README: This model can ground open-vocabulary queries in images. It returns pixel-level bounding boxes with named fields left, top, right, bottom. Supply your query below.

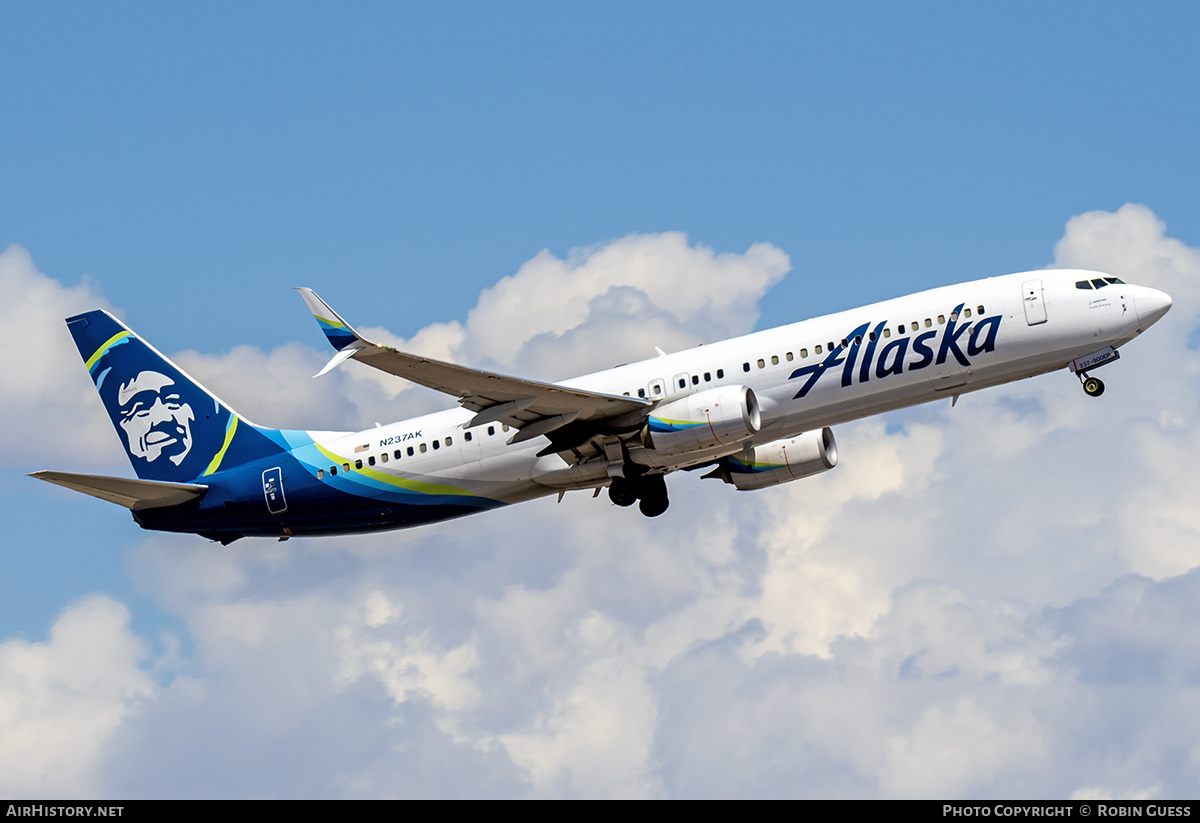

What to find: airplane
left=31, top=269, right=1171, bottom=544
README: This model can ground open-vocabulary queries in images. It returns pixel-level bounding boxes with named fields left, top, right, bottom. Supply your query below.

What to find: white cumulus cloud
left=0, top=596, right=155, bottom=797
left=7, top=209, right=1200, bottom=797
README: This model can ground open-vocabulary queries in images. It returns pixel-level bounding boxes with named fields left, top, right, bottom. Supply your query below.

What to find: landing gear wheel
left=635, top=475, right=669, bottom=518
left=608, top=478, right=637, bottom=507
left=1083, top=376, right=1105, bottom=397
left=638, top=495, right=669, bottom=517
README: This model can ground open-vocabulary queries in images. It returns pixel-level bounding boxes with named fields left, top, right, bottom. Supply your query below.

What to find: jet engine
left=705, top=428, right=838, bottom=490
left=642, top=385, right=761, bottom=457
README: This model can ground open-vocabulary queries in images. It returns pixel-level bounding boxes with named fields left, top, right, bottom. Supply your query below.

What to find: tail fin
left=67, top=310, right=287, bottom=483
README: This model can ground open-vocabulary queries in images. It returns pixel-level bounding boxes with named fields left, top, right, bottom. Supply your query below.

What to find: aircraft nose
left=1135, top=287, right=1173, bottom=329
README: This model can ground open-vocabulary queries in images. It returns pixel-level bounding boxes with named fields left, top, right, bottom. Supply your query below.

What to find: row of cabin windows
left=682, top=369, right=724, bottom=390
left=617, top=304, right=988, bottom=397
left=316, top=423, right=511, bottom=479
left=621, top=370, right=726, bottom=399
left=739, top=304, right=987, bottom=370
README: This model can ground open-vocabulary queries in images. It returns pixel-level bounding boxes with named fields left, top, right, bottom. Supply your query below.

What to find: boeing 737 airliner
left=32, top=269, right=1171, bottom=543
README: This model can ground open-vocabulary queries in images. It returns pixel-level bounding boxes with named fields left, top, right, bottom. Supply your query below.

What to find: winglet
left=295, top=288, right=366, bottom=352
left=296, top=288, right=374, bottom=377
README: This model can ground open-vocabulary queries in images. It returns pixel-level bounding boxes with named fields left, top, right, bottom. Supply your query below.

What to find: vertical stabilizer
left=67, top=310, right=286, bottom=483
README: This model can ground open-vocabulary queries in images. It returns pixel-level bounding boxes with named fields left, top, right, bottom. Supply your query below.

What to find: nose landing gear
left=1070, top=347, right=1119, bottom=398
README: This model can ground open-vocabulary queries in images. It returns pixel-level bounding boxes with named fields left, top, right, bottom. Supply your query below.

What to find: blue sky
left=8, top=3, right=1199, bottom=338
left=3, top=2, right=1200, bottom=798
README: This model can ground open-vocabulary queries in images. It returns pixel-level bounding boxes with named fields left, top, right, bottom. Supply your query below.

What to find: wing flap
left=30, top=471, right=208, bottom=510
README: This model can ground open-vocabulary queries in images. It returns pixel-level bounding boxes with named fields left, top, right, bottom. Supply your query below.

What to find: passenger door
left=1022, top=279, right=1047, bottom=325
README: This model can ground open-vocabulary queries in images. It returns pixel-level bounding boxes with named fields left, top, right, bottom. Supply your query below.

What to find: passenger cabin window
left=394, top=450, right=402, bottom=459
left=785, top=352, right=793, bottom=362
left=432, top=440, right=439, bottom=450
left=692, top=375, right=700, bottom=385
left=715, top=369, right=724, bottom=379
left=771, top=355, right=779, bottom=365
left=743, top=362, right=751, bottom=372
left=800, top=348, right=808, bottom=358
left=330, top=466, right=337, bottom=475
left=465, top=431, right=472, bottom=442
left=368, top=456, right=375, bottom=466
left=407, top=446, right=414, bottom=456
left=318, top=469, right=325, bottom=479
left=757, top=359, right=765, bottom=369
left=638, top=388, right=646, bottom=398
left=419, top=443, right=427, bottom=454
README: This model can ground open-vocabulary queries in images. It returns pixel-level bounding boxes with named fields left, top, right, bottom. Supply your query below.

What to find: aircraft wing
left=297, top=288, right=652, bottom=443
left=30, top=471, right=208, bottom=510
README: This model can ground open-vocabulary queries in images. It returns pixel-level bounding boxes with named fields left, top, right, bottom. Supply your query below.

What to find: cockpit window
left=1077, top=277, right=1126, bottom=290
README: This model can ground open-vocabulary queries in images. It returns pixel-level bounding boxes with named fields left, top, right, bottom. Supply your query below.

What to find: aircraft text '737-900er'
left=31, top=269, right=1171, bottom=543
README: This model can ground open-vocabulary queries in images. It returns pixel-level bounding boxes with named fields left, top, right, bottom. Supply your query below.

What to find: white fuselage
left=306, top=269, right=1169, bottom=506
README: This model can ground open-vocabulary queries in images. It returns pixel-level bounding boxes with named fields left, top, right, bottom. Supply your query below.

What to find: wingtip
left=295, top=288, right=366, bottom=352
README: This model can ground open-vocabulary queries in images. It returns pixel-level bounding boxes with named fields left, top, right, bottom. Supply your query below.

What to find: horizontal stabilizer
left=29, top=471, right=208, bottom=510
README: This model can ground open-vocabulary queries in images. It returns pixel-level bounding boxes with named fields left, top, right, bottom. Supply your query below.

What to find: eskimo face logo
left=116, top=371, right=195, bottom=465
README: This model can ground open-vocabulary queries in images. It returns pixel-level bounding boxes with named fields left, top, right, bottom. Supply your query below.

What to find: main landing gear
left=608, top=474, right=670, bottom=517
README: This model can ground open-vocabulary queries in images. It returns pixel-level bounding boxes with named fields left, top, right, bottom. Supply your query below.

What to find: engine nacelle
left=642, top=385, right=761, bottom=457
left=710, top=428, right=838, bottom=490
